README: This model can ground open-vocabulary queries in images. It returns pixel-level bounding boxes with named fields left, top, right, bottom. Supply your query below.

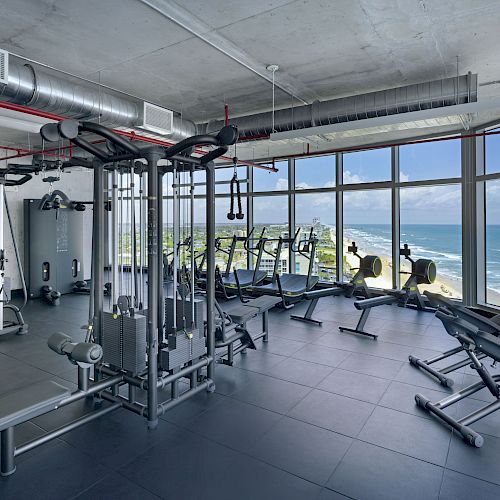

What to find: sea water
left=343, top=224, right=500, bottom=293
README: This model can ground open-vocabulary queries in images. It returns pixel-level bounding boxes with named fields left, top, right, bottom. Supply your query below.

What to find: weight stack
left=164, top=296, right=204, bottom=333
left=160, top=328, right=206, bottom=371
left=102, top=312, right=147, bottom=375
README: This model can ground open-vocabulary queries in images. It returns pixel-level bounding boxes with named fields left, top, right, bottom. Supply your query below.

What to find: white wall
left=0, top=156, right=94, bottom=290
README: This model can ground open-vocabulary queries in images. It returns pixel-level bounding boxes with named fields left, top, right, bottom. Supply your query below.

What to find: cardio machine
left=290, top=241, right=382, bottom=325
left=339, top=244, right=436, bottom=339
left=250, top=228, right=319, bottom=309
left=216, top=227, right=268, bottom=301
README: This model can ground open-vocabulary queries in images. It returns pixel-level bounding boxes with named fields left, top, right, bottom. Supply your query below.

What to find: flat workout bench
left=0, top=380, right=70, bottom=476
left=216, top=296, right=281, bottom=365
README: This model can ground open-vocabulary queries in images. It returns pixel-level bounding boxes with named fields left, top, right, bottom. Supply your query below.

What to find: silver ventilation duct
left=203, top=74, right=477, bottom=138
left=0, top=57, right=196, bottom=141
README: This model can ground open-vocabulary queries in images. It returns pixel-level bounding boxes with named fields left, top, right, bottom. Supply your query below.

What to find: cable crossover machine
left=0, top=118, right=237, bottom=476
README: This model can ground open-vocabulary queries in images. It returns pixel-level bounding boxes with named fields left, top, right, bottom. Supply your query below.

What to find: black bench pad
left=0, top=381, right=70, bottom=430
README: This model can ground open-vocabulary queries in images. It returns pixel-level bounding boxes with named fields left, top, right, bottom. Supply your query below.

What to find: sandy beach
left=340, top=233, right=465, bottom=299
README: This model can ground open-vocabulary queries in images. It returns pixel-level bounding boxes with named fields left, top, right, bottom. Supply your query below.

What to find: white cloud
left=275, top=178, right=288, bottom=190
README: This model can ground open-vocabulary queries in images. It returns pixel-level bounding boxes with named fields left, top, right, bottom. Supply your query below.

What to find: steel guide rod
left=172, top=162, right=179, bottom=334
left=145, top=149, right=163, bottom=429
left=205, top=162, right=216, bottom=383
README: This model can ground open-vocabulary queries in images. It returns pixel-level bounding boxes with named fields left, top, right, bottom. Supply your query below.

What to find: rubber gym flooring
left=1, top=293, right=500, bottom=499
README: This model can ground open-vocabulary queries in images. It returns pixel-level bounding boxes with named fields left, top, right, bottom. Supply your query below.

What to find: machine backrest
left=426, top=292, right=500, bottom=335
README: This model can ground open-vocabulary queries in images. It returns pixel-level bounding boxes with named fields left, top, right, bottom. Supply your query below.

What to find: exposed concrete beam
left=137, top=0, right=317, bottom=105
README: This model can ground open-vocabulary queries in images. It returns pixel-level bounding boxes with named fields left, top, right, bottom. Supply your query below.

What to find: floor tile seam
left=233, top=361, right=334, bottom=389
left=68, top=471, right=115, bottom=500
left=437, top=419, right=454, bottom=497
left=322, top=431, right=358, bottom=489
left=228, top=385, right=313, bottom=415
left=440, top=464, right=500, bottom=488
left=0, top=349, right=70, bottom=379
left=134, top=419, right=331, bottom=490
left=349, top=434, right=450, bottom=469
left=322, top=484, right=356, bottom=499
left=286, top=333, right=439, bottom=363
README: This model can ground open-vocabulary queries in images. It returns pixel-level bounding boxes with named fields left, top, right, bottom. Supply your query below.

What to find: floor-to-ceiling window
left=482, top=128, right=500, bottom=306
left=342, top=189, right=392, bottom=288
left=253, top=194, right=289, bottom=275
left=294, top=156, right=336, bottom=280
left=399, top=139, right=462, bottom=298
left=342, top=148, right=392, bottom=288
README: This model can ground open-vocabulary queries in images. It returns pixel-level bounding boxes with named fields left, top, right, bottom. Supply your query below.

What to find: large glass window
left=486, top=180, right=500, bottom=305
left=215, top=197, right=248, bottom=272
left=253, top=195, right=289, bottom=275
left=295, top=155, right=335, bottom=190
left=253, top=162, right=288, bottom=192
left=400, top=184, right=462, bottom=298
left=485, top=128, right=500, bottom=174
left=399, top=139, right=461, bottom=181
left=343, top=148, right=391, bottom=184
left=215, top=166, right=247, bottom=194
left=343, top=189, right=392, bottom=287
left=295, top=192, right=336, bottom=281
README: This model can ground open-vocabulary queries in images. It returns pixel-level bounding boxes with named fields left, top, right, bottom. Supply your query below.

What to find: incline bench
left=215, top=295, right=281, bottom=365
left=0, top=381, right=70, bottom=476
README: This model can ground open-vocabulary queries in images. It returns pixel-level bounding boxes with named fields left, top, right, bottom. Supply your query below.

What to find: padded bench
left=216, top=296, right=281, bottom=365
left=0, top=380, right=70, bottom=476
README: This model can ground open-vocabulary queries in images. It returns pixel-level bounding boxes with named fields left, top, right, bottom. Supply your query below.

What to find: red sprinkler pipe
left=224, top=104, right=229, bottom=126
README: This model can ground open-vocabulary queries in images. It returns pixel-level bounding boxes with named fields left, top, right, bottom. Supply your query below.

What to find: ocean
left=343, top=224, right=500, bottom=293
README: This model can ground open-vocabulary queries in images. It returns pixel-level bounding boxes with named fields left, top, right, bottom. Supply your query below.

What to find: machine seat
left=223, top=269, right=267, bottom=288
left=253, top=274, right=319, bottom=296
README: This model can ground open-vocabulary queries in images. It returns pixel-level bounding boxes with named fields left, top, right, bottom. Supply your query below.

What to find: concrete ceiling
left=2, top=0, right=500, bottom=159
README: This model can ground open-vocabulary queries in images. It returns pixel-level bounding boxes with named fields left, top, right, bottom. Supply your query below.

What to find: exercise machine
left=0, top=118, right=237, bottom=475
left=250, top=228, right=319, bottom=309
left=415, top=293, right=500, bottom=447
left=0, top=171, right=29, bottom=336
left=339, top=244, right=436, bottom=339
left=290, top=241, right=382, bottom=325
left=216, top=227, right=268, bottom=301
left=409, top=292, right=499, bottom=387
left=24, top=187, right=87, bottom=306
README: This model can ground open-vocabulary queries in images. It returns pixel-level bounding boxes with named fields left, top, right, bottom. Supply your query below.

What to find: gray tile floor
left=1, top=293, right=500, bottom=499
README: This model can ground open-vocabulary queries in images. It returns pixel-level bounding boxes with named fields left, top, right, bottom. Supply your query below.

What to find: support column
left=288, top=158, right=295, bottom=273
left=462, top=133, right=478, bottom=306
left=391, top=146, right=401, bottom=289
left=335, top=153, right=343, bottom=281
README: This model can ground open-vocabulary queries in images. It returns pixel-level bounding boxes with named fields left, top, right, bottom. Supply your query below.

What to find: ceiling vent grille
left=139, top=102, right=173, bottom=135
left=0, top=50, right=8, bottom=86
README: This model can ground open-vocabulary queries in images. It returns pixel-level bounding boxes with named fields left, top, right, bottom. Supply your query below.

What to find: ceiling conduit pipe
left=201, top=74, right=478, bottom=139
left=0, top=57, right=196, bottom=141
